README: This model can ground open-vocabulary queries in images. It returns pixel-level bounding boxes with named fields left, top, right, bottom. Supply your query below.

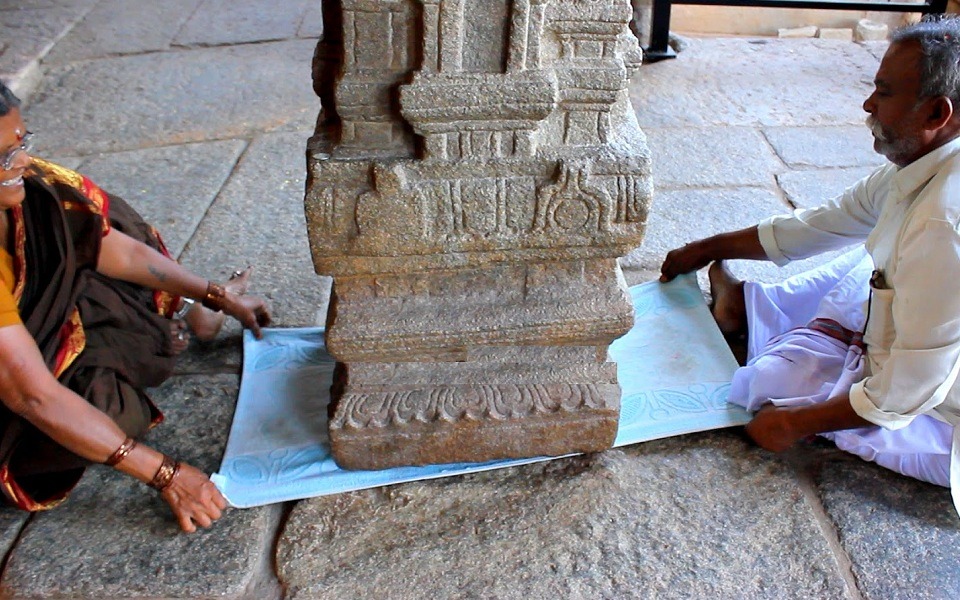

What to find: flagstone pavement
left=1, top=1, right=958, bottom=598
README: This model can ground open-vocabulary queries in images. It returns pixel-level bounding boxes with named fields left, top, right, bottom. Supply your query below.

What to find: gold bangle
left=148, top=455, right=181, bottom=491
left=201, top=281, right=227, bottom=312
left=104, top=437, right=137, bottom=466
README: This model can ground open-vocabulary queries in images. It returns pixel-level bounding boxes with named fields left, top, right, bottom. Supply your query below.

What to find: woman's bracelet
left=104, top=437, right=137, bottom=466
left=173, top=297, right=195, bottom=320
left=201, top=281, right=227, bottom=312
left=148, top=455, right=182, bottom=491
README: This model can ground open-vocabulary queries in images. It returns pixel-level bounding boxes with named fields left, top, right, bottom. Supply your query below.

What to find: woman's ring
left=230, top=270, right=243, bottom=280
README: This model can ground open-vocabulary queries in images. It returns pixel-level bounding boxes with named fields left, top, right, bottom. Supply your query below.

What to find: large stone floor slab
left=0, top=1, right=95, bottom=94
left=179, top=130, right=331, bottom=329
left=645, top=126, right=783, bottom=189
left=0, top=510, right=28, bottom=568
left=777, top=166, right=879, bottom=209
left=762, top=125, right=883, bottom=169
left=23, top=39, right=320, bottom=155
left=631, top=38, right=878, bottom=129
left=72, top=140, right=246, bottom=257
left=620, top=186, right=851, bottom=285
left=278, top=432, right=847, bottom=599
left=43, top=0, right=203, bottom=64
left=173, top=130, right=330, bottom=376
left=621, top=187, right=789, bottom=271
left=0, top=375, right=282, bottom=600
left=816, top=454, right=960, bottom=600
left=173, top=0, right=315, bottom=47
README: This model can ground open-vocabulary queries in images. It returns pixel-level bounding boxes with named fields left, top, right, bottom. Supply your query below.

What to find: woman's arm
left=97, top=229, right=270, bottom=336
left=0, top=324, right=227, bottom=532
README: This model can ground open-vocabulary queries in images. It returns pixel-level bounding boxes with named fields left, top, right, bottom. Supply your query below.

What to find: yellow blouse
left=0, top=246, right=18, bottom=327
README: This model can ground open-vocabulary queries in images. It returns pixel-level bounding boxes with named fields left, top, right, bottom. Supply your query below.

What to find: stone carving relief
left=307, top=0, right=652, bottom=469
left=533, top=161, right=612, bottom=233
left=333, top=383, right=613, bottom=430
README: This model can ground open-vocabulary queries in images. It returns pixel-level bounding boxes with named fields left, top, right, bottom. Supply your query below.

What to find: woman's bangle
left=201, top=281, right=227, bottom=312
left=148, top=455, right=181, bottom=491
left=173, top=297, right=195, bottom=320
left=104, top=437, right=137, bottom=466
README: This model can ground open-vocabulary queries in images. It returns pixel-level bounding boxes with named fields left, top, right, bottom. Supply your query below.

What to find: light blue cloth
left=212, top=275, right=749, bottom=508
left=611, top=274, right=751, bottom=446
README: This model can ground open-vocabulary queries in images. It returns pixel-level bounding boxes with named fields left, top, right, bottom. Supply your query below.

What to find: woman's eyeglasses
left=1, top=132, right=34, bottom=171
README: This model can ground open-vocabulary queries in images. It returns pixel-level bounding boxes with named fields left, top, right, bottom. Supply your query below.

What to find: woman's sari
left=0, top=159, right=179, bottom=510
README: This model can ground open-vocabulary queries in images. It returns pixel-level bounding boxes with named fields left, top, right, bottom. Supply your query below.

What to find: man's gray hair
left=892, top=16, right=960, bottom=105
left=0, top=80, right=21, bottom=117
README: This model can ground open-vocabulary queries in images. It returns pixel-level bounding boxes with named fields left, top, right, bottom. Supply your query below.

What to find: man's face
left=863, top=41, right=931, bottom=167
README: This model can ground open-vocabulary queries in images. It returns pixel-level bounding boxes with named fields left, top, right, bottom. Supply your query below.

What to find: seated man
left=660, top=18, right=960, bottom=514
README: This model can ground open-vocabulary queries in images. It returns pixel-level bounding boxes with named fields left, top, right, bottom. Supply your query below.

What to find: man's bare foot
left=185, top=267, right=253, bottom=341
left=707, top=260, right=747, bottom=336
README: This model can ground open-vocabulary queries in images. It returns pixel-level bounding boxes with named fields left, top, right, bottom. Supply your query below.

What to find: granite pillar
left=306, top=0, right=652, bottom=470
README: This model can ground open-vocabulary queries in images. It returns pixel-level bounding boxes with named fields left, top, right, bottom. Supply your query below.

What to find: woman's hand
left=160, top=462, right=229, bottom=533
left=222, top=293, right=272, bottom=339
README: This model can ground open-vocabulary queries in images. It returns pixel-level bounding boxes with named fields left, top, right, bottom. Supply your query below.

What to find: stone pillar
left=306, top=0, right=651, bottom=470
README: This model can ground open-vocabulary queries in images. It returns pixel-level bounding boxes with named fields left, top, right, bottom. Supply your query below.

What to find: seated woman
left=0, top=82, right=271, bottom=533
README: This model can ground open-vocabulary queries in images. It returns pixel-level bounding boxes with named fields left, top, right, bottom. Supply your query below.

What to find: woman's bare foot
left=707, top=260, right=747, bottom=336
left=185, top=267, right=253, bottom=341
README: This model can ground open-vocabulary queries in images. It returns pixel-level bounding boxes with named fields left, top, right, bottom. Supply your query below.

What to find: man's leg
left=707, top=260, right=746, bottom=335
left=742, top=247, right=871, bottom=361
left=822, top=415, right=952, bottom=488
left=727, top=247, right=873, bottom=410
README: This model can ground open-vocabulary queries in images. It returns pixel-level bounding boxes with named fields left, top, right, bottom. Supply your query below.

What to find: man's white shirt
left=757, top=136, right=960, bottom=430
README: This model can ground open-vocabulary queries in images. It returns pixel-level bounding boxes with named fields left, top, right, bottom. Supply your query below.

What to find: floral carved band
left=149, top=455, right=181, bottom=491
left=201, top=281, right=227, bottom=312
left=104, top=437, right=137, bottom=466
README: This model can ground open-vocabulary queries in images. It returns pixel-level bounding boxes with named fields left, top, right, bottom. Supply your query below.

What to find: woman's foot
left=169, top=319, right=191, bottom=355
left=707, top=260, right=747, bottom=336
left=185, top=267, right=252, bottom=341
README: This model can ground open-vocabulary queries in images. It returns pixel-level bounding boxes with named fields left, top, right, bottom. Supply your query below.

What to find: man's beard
left=865, top=115, right=922, bottom=166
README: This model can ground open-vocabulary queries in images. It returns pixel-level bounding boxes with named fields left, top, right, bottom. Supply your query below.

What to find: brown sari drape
left=0, top=161, right=177, bottom=510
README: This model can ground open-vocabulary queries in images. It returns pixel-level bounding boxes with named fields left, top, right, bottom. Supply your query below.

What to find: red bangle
left=148, top=455, right=181, bottom=491
left=201, top=281, right=227, bottom=312
left=104, top=437, right=137, bottom=466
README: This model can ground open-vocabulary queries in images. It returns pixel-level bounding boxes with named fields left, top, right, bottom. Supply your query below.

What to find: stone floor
left=1, top=1, right=958, bottom=598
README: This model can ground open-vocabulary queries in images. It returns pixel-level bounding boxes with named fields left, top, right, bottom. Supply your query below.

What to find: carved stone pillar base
left=328, top=346, right=620, bottom=470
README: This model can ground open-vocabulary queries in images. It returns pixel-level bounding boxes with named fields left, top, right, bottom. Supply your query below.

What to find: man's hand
left=660, top=241, right=712, bottom=282
left=160, top=463, right=229, bottom=533
left=745, top=395, right=871, bottom=453
left=744, top=405, right=804, bottom=452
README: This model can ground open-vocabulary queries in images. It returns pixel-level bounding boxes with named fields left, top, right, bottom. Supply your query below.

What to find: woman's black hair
left=0, top=81, right=22, bottom=117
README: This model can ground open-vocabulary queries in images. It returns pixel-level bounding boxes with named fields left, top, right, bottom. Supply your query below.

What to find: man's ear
left=925, top=95, right=955, bottom=130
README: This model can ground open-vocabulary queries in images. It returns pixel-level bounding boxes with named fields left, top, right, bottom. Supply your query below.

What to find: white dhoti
left=728, top=247, right=953, bottom=489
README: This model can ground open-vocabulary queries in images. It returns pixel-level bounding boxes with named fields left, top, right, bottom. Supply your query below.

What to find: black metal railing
left=645, top=0, right=949, bottom=62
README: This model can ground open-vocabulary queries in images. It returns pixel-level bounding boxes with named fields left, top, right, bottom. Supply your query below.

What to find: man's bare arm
left=659, top=226, right=767, bottom=282
left=745, top=393, right=871, bottom=452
